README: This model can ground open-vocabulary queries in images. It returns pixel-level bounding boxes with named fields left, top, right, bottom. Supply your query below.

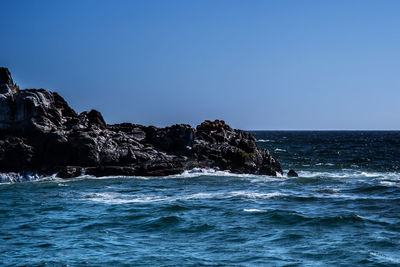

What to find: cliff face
left=0, top=67, right=283, bottom=178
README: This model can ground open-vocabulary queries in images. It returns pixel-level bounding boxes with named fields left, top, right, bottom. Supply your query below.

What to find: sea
left=1, top=131, right=400, bottom=266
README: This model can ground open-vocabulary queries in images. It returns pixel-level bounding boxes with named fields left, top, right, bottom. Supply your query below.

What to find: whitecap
left=170, top=168, right=236, bottom=178
left=360, top=172, right=382, bottom=178
left=243, top=209, right=267, bottom=213
left=82, top=190, right=288, bottom=204
left=316, top=163, right=335, bottom=166
left=228, top=191, right=287, bottom=199
left=57, top=169, right=244, bottom=182
left=257, top=139, right=274, bottom=143
left=379, top=180, right=398, bottom=186
left=84, top=192, right=169, bottom=204
left=143, top=169, right=400, bottom=183
left=167, top=168, right=265, bottom=179
left=274, top=148, right=286, bottom=152
left=295, top=170, right=400, bottom=180
left=370, top=251, right=400, bottom=264
left=0, top=172, right=58, bottom=184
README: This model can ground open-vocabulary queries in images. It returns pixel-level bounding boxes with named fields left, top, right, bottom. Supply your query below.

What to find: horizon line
left=247, top=129, right=400, bottom=131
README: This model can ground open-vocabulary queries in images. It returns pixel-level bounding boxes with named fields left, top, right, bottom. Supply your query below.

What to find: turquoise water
left=1, top=132, right=400, bottom=266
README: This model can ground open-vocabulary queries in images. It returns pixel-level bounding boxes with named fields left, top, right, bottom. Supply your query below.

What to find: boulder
left=287, top=169, right=298, bottom=177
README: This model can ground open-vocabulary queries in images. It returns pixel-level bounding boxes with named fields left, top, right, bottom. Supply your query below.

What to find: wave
left=257, top=139, right=274, bottom=143
left=0, top=168, right=263, bottom=184
left=83, top=187, right=400, bottom=204
left=295, top=170, right=400, bottom=180
left=0, top=172, right=57, bottom=184
left=316, top=163, right=335, bottom=166
left=246, top=210, right=366, bottom=227
left=2, top=167, right=400, bottom=186
left=242, top=209, right=396, bottom=227
left=369, top=251, right=400, bottom=264
left=63, top=168, right=267, bottom=182
left=243, top=209, right=268, bottom=213
left=102, top=168, right=399, bottom=182
left=379, top=180, right=398, bottom=186
left=168, top=168, right=260, bottom=179
left=82, top=191, right=288, bottom=204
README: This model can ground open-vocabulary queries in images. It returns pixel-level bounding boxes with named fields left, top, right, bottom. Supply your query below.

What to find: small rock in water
left=287, top=169, right=298, bottom=177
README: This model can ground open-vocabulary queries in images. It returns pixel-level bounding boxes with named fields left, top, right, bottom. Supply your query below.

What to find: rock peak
left=0, top=67, right=18, bottom=95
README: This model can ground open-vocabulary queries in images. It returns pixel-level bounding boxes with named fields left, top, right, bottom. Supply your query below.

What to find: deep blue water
left=1, top=131, right=400, bottom=266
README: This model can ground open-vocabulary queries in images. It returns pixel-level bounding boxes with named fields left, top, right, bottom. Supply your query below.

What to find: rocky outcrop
left=0, top=67, right=283, bottom=178
left=287, top=169, right=298, bottom=177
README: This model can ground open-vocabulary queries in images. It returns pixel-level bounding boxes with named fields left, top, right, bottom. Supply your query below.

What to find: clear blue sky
left=1, top=0, right=400, bottom=130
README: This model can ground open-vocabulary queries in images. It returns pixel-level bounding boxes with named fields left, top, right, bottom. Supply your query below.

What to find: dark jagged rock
left=0, top=67, right=18, bottom=94
left=0, top=68, right=284, bottom=178
left=287, top=169, right=298, bottom=177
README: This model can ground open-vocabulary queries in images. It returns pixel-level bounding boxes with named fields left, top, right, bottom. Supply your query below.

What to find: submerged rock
left=0, top=68, right=283, bottom=178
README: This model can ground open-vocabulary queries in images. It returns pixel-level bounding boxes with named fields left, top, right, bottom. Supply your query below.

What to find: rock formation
left=0, top=67, right=283, bottom=178
left=287, top=169, right=298, bottom=177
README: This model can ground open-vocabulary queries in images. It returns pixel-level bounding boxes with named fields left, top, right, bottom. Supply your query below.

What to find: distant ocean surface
left=1, top=131, right=400, bottom=266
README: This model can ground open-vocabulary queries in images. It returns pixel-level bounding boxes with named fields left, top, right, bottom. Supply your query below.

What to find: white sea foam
left=61, top=168, right=284, bottom=185
left=249, top=176, right=284, bottom=183
left=86, top=192, right=168, bottom=204
left=228, top=191, right=287, bottom=199
left=274, top=148, right=286, bottom=152
left=83, top=190, right=288, bottom=204
left=3, top=168, right=399, bottom=187
left=172, top=168, right=237, bottom=178
left=257, top=139, right=274, bottom=143
left=316, top=163, right=335, bottom=166
left=379, top=180, right=398, bottom=186
left=72, top=168, right=263, bottom=181
left=295, top=170, right=400, bottom=180
left=0, top=172, right=57, bottom=184
left=370, top=251, right=400, bottom=264
left=243, top=209, right=268, bottom=213
left=0, top=167, right=283, bottom=184
left=167, top=168, right=263, bottom=179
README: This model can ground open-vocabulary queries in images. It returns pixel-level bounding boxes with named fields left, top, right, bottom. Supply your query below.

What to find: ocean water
left=1, top=131, right=400, bottom=266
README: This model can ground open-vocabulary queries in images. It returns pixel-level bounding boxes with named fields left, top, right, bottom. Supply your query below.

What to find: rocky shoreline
left=0, top=67, right=284, bottom=178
